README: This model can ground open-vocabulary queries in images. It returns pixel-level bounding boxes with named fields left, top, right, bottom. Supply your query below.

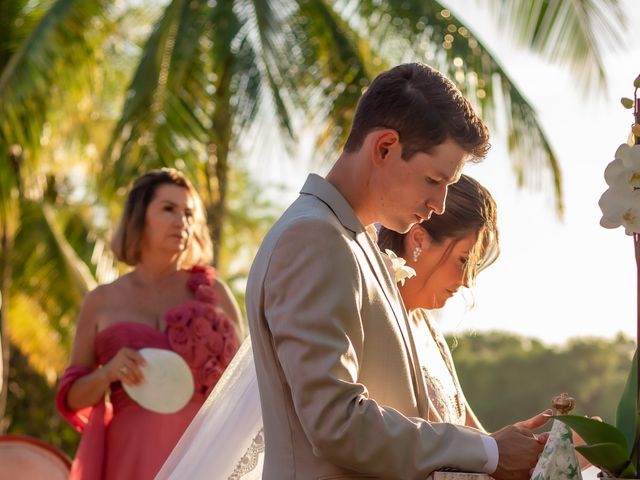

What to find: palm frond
left=349, top=0, right=565, bottom=214
left=0, top=0, right=113, bottom=167
left=292, top=0, right=380, bottom=156
left=8, top=294, right=68, bottom=382
left=482, top=0, right=626, bottom=91
left=41, top=205, right=97, bottom=295
left=0, top=0, right=48, bottom=70
left=103, top=0, right=190, bottom=185
left=12, top=199, right=101, bottom=347
left=103, top=0, right=216, bottom=198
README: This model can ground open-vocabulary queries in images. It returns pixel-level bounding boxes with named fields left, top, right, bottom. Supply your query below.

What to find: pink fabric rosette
left=166, top=320, right=191, bottom=361
left=202, top=328, right=224, bottom=356
left=189, top=342, right=210, bottom=369
left=165, top=306, right=191, bottom=328
left=186, top=265, right=216, bottom=291
left=193, top=302, right=217, bottom=323
left=222, top=336, right=239, bottom=365
left=165, top=265, right=239, bottom=395
left=195, top=284, right=218, bottom=304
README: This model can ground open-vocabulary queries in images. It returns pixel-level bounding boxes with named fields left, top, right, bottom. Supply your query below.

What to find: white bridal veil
left=155, top=339, right=264, bottom=479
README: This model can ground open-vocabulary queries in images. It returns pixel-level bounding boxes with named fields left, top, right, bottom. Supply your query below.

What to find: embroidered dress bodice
left=410, top=308, right=466, bottom=425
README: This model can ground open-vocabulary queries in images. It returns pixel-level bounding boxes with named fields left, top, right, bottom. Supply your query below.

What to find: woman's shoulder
left=74, top=281, right=121, bottom=331
left=81, top=275, right=132, bottom=315
left=212, top=276, right=235, bottom=304
left=90, top=275, right=128, bottom=298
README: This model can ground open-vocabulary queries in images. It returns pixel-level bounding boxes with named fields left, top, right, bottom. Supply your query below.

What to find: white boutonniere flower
left=382, top=249, right=416, bottom=286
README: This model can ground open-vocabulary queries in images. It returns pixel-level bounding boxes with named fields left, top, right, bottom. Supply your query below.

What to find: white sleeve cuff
left=480, top=435, right=499, bottom=474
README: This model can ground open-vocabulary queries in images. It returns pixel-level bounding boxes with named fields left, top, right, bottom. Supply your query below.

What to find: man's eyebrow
left=432, top=169, right=458, bottom=183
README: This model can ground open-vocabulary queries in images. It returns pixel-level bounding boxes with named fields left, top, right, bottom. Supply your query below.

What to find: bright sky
left=253, top=0, right=640, bottom=345
left=436, top=0, right=640, bottom=345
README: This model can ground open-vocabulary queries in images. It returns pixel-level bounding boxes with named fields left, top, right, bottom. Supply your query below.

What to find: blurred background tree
left=449, top=331, right=636, bottom=431
left=0, top=0, right=629, bottom=456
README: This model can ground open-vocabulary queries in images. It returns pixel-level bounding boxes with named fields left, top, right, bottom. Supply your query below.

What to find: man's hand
left=513, top=409, right=553, bottom=432
left=490, top=411, right=551, bottom=480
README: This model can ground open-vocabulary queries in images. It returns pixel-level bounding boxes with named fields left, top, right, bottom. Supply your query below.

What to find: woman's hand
left=101, top=348, right=148, bottom=386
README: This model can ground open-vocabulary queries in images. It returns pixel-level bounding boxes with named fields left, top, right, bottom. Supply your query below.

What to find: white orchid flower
left=383, top=249, right=416, bottom=286
left=617, top=143, right=640, bottom=170
left=611, top=144, right=640, bottom=188
left=599, top=143, right=640, bottom=235
left=599, top=187, right=640, bottom=235
left=604, top=158, right=631, bottom=188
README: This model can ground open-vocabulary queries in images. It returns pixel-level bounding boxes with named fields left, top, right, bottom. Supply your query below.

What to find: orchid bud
left=632, top=124, right=640, bottom=138
left=634, top=74, right=640, bottom=88
left=621, top=97, right=634, bottom=109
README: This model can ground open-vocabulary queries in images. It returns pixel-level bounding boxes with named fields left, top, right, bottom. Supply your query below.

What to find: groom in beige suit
left=246, top=63, right=547, bottom=480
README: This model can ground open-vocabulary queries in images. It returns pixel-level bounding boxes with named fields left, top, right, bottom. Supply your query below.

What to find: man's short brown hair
left=111, top=168, right=212, bottom=267
left=343, top=63, right=490, bottom=161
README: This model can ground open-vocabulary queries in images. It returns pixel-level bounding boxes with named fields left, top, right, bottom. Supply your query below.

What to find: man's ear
left=371, top=129, right=401, bottom=165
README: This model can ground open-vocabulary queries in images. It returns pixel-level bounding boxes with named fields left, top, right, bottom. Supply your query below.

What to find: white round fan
left=122, top=348, right=194, bottom=414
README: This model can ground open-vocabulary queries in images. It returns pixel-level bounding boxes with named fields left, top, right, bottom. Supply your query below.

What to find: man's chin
left=381, top=221, right=413, bottom=234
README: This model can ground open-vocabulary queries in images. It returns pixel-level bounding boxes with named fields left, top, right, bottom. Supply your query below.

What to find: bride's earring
left=412, top=246, right=423, bottom=262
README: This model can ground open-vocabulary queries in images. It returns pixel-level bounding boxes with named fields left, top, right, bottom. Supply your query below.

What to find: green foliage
left=616, top=351, right=638, bottom=455
left=553, top=415, right=628, bottom=451
left=575, top=442, right=633, bottom=477
left=451, top=331, right=638, bottom=477
left=554, top=350, right=638, bottom=477
left=449, top=331, right=635, bottom=430
left=5, top=345, right=78, bottom=457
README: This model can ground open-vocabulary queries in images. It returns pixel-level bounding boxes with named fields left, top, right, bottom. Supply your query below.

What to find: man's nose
left=428, top=185, right=448, bottom=216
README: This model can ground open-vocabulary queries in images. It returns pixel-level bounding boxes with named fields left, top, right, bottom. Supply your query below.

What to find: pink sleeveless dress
left=56, top=266, right=239, bottom=480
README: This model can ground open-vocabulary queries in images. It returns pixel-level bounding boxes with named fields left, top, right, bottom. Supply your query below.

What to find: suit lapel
left=300, top=174, right=428, bottom=413
left=355, top=230, right=425, bottom=405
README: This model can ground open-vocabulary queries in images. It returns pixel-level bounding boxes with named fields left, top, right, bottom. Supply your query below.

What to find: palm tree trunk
left=206, top=59, right=234, bottom=268
left=0, top=228, right=13, bottom=432
left=0, top=145, right=20, bottom=431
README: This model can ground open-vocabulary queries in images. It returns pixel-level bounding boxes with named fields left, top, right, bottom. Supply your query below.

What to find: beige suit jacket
left=246, top=174, right=490, bottom=480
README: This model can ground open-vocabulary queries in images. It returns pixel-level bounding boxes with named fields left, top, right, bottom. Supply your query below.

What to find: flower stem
left=636, top=233, right=640, bottom=477
left=636, top=94, right=640, bottom=479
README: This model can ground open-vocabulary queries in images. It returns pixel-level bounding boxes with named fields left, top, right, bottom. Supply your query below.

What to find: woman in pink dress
left=56, top=168, right=241, bottom=480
